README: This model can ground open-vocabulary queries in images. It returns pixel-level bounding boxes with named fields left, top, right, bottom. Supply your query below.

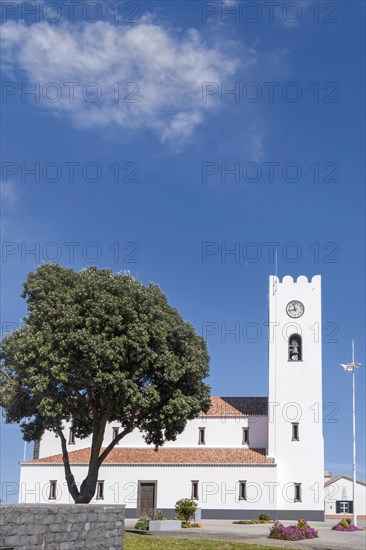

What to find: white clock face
left=286, top=300, right=304, bottom=318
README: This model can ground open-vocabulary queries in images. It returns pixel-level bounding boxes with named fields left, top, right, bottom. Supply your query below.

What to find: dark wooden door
left=139, top=483, right=156, bottom=518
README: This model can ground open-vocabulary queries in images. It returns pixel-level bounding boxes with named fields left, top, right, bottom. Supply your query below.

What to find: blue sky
left=0, top=0, right=365, bottom=500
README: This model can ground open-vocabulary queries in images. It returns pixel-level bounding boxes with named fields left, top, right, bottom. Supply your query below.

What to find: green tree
left=0, top=264, right=210, bottom=503
left=175, top=498, right=197, bottom=523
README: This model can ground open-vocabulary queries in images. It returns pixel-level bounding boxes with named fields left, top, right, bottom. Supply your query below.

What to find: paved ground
left=125, top=518, right=366, bottom=550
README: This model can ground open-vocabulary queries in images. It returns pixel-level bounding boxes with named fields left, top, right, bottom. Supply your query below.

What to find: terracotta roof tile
left=25, top=447, right=275, bottom=466
left=199, top=397, right=268, bottom=417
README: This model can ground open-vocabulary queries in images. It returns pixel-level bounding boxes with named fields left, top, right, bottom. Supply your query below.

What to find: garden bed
left=332, top=518, right=362, bottom=531
left=268, top=519, right=318, bottom=541
left=233, top=520, right=271, bottom=525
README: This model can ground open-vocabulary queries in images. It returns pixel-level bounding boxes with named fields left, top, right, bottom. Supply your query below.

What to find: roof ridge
left=324, top=474, right=366, bottom=487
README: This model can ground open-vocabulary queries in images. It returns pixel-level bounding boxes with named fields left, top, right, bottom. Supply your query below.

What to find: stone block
left=149, top=519, right=182, bottom=531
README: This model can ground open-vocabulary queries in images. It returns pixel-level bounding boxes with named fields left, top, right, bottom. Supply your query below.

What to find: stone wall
left=0, top=504, right=125, bottom=550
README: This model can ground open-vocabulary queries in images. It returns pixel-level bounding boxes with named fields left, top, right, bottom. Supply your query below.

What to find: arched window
left=288, top=334, right=302, bottom=361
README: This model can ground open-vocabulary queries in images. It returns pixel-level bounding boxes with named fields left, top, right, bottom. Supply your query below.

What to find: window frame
left=96, top=480, right=105, bottom=500
left=191, top=480, right=199, bottom=501
left=336, top=500, right=353, bottom=514
left=340, top=501, right=349, bottom=514
left=112, top=426, right=120, bottom=443
left=48, top=480, right=57, bottom=500
left=198, top=427, right=206, bottom=445
left=292, top=422, right=299, bottom=441
left=242, top=427, right=249, bottom=445
left=239, top=480, right=247, bottom=501
left=68, top=428, right=75, bottom=445
left=294, top=483, right=302, bottom=502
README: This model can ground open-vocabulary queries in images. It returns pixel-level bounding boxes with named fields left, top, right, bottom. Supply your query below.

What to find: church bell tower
left=268, top=275, right=324, bottom=519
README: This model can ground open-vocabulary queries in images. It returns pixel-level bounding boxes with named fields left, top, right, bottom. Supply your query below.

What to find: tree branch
left=89, top=413, right=108, bottom=464
left=98, top=418, right=136, bottom=465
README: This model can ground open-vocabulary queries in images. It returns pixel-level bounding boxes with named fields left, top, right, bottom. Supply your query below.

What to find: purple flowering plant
left=268, top=519, right=318, bottom=541
left=332, top=518, right=362, bottom=532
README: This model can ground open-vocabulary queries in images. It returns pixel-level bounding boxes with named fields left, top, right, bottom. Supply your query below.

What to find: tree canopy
left=0, top=264, right=211, bottom=502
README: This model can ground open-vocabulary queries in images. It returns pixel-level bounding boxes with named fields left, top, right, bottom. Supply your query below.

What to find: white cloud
left=1, top=20, right=241, bottom=143
left=247, top=129, right=265, bottom=162
left=0, top=181, right=19, bottom=239
left=0, top=181, right=17, bottom=205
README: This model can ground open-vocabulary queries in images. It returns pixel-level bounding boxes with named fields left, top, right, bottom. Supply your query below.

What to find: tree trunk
left=74, top=465, right=101, bottom=503
left=70, top=415, right=108, bottom=503
left=54, top=423, right=80, bottom=502
left=58, top=415, right=135, bottom=503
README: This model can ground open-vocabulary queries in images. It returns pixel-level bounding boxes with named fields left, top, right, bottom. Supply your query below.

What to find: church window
left=242, top=427, right=249, bottom=445
left=191, top=481, right=199, bottom=500
left=68, top=428, right=75, bottom=445
left=198, top=427, right=206, bottom=445
left=48, top=480, right=57, bottom=500
left=96, top=481, right=104, bottom=500
left=112, top=427, right=119, bottom=442
left=239, top=481, right=247, bottom=501
left=292, top=423, right=299, bottom=441
left=288, top=334, right=302, bottom=361
left=33, top=439, right=41, bottom=460
left=294, top=483, right=302, bottom=502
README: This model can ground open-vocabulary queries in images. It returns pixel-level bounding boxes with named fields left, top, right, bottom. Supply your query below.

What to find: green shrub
left=151, top=510, right=166, bottom=520
left=297, top=518, right=308, bottom=531
left=134, top=518, right=149, bottom=531
left=175, top=498, right=197, bottom=523
left=259, top=513, right=271, bottom=521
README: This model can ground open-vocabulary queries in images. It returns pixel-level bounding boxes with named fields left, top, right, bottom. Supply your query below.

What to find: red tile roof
left=25, top=447, right=275, bottom=466
left=200, top=397, right=268, bottom=417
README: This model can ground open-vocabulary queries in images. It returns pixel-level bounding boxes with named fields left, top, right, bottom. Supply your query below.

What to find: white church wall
left=38, top=415, right=268, bottom=459
left=19, top=463, right=279, bottom=514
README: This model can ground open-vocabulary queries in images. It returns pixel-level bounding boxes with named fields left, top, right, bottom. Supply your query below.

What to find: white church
left=19, top=275, right=326, bottom=520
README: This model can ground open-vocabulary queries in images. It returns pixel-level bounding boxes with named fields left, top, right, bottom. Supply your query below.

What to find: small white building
left=19, top=275, right=325, bottom=520
left=324, top=473, right=366, bottom=519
